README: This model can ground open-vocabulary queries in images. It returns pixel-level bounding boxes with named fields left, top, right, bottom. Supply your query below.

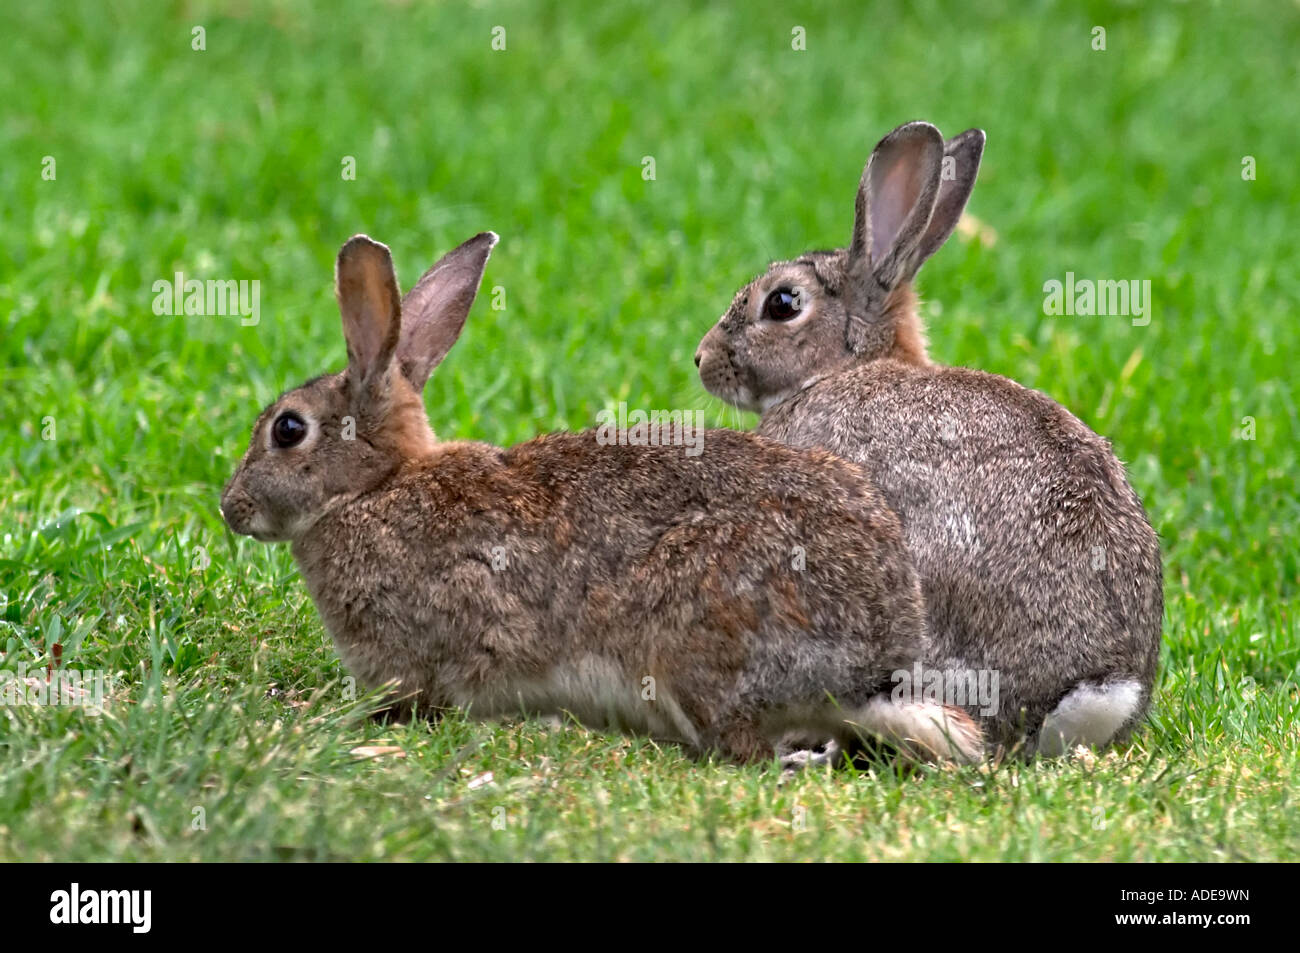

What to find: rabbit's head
left=220, top=232, right=497, bottom=542
left=695, top=122, right=983, bottom=412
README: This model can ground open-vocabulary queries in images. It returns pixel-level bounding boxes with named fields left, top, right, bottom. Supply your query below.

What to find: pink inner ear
left=338, top=248, right=400, bottom=376
left=345, top=307, right=391, bottom=373
left=870, top=140, right=928, bottom=264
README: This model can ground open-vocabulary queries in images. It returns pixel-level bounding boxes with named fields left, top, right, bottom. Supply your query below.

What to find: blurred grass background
left=0, top=0, right=1297, bottom=860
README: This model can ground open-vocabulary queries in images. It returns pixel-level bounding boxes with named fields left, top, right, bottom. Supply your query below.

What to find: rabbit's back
left=294, top=428, right=928, bottom=748
left=759, top=359, right=1163, bottom=743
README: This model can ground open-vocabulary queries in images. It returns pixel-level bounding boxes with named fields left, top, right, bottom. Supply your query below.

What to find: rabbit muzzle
left=220, top=480, right=278, bottom=541
left=696, top=327, right=762, bottom=412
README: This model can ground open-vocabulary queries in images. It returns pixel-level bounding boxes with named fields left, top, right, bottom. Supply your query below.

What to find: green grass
left=2, top=0, right=1297, bottom=861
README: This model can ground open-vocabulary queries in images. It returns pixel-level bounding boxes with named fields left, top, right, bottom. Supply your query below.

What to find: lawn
left=1, top=0, right=1297, bottom=861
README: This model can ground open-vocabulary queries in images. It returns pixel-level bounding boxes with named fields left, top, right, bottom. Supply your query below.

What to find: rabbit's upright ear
left=337, top=235, right=403, bottom=401
left=911, top=128, right=985, bottom=268
left=397, top=231, right=498, bottom=391
left=848, top=121, right=946, bottom=294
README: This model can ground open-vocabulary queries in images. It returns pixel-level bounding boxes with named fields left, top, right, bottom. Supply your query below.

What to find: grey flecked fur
left=696, top=122, right=1163, bottom=751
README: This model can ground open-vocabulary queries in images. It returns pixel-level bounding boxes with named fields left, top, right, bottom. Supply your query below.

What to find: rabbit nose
left=693, top=350, right=702, bottom=368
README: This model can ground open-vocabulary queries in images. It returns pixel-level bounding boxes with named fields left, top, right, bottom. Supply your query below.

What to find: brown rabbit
left=221, top=232, right=982, bottom=765
left=696, top=122, right=1163, bottom=754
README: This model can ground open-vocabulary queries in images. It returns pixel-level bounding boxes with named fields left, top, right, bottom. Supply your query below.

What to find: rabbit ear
left=397, top=231, right=498, bottom=391
left=911, top=128, right=985, bottom=269
left=848, top=121, right=945, bottom=292
left=337, top=235, right=402, bottom=400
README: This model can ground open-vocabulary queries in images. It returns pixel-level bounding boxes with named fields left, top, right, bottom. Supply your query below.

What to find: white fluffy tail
left=1036, top=678, right=1142, bottom=756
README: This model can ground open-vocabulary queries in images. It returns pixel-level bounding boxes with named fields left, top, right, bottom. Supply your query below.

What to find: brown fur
left=884, top=285, right=929, bottom=366
left=221, top=232, right=985, bottom=765
left=696, top=122, right=1163, bottom=752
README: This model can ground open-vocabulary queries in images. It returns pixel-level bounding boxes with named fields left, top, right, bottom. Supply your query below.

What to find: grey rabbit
left=695, top=121, right=1163, bottom=754
left=221, top=231, right=982, bottom=765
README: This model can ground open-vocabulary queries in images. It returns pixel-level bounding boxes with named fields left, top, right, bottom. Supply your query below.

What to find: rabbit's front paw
left=778, top=739, right=843, bottom=773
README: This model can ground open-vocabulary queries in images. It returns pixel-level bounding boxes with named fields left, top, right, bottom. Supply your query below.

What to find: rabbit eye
left=271, top=412, right=307, bottom=449
left=763, top=287, right=802, bottom=321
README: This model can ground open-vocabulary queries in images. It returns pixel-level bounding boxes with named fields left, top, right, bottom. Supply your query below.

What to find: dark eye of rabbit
left=763, top=287, right=802, bottom=321
left=271, top=412, right=307, bottom=449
